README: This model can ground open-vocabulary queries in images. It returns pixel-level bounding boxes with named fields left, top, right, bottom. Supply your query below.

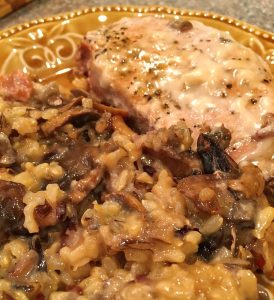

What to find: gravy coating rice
left=0, top=70, right=272, bottom=300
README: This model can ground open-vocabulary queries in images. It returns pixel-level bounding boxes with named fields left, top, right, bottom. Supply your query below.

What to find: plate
left=0, top=5, right=274, bottom=296
left=0, top=5, right=273, bottom=87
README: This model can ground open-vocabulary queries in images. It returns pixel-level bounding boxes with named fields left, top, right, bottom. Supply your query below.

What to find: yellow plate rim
left=0, top=5, right=273, bottom=42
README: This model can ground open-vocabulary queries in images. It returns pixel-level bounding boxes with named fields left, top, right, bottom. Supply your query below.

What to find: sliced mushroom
left=264, top=178, right=274, bottom=204
left=207, top=125, right=232, bottom=150
left=197, top=132, right=239, bottom=176
left=145, top=147, right=203, bottom=179
left=0, top=113, right=11, bottom=136
left=0, top=179, right=27, bottom=235
left=41, top=106, right=99, bottom=136
left=198, top=225, right=233, bottom=261
left=68, top=166, right=103, bottom=204
left=0, top=132, right=16, bottom=165
left=61, top=96, right=128, bottom=117
left=178, top=174, right=235, bottom=216
left=103, top=191, right=146, bottom=213
left=41, top=95, right=128, bottom=136
left=58, top=145, right=99, bottom=190
left=93, top=101, right=128, bottom=117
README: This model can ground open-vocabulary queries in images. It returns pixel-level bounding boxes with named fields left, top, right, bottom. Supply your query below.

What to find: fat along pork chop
left=77, top=17, right=274, bottom=178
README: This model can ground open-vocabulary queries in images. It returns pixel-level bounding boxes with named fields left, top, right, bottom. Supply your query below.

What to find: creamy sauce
left=86, top=17, right=274, bottom=177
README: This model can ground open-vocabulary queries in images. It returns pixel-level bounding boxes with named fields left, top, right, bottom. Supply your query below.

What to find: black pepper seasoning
left=154, top=89, right=162, bottom=96
left=219, top=37, right=233, bottom=44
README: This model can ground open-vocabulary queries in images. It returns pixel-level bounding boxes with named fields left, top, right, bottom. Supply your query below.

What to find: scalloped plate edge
left=0, top=5, right=273, bottom=42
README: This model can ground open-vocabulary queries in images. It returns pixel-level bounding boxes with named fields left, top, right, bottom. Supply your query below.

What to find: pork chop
left=77, top=17, right=274, bottom=178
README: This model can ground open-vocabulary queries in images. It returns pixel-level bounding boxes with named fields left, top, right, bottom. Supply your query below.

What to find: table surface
left=0, top=0, right=273, bottom=32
